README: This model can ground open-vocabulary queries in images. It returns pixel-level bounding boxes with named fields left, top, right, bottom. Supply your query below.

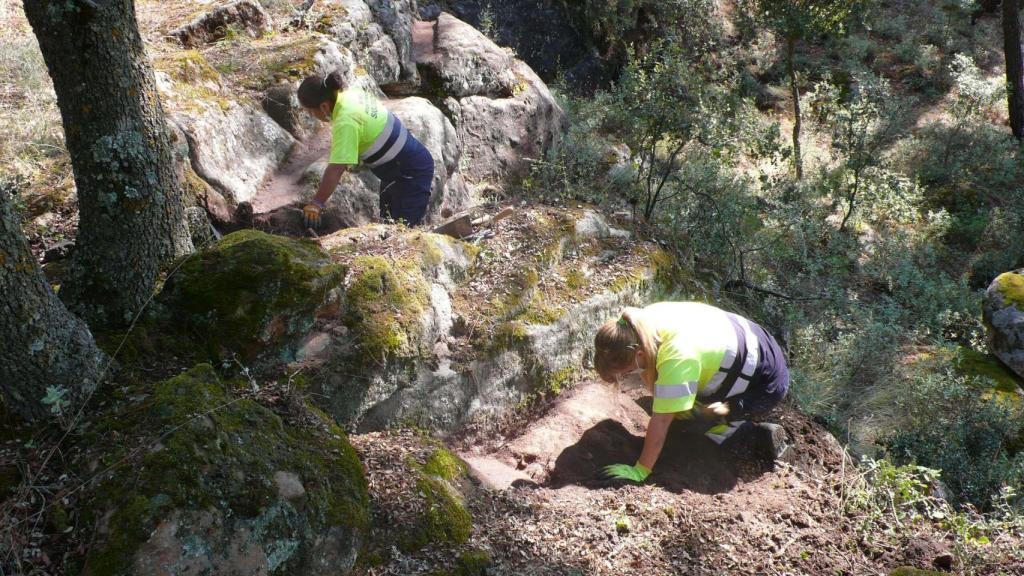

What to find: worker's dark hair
left=297, top=71, right=345, bottom=108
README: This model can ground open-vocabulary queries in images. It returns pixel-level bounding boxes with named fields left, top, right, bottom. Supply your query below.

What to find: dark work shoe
left=757, top=422, right=788, bottom=460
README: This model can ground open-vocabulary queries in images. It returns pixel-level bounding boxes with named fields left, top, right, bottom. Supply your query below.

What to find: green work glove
left=603, top=462, right=651, bottom=482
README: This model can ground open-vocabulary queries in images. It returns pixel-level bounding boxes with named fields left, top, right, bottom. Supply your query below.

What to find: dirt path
left=250, top=126, right=332, bottom=213
left=351, top=377, right=1024, bottom=575
left=457, top=381, right=797, bottom=495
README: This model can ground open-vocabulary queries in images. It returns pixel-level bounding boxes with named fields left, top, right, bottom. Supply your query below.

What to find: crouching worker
left=594, top=301, right=790, bottom=483
left=297, top=72, right=435, bottom=228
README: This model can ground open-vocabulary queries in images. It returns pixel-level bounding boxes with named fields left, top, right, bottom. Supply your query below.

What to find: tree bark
left=1003, top=0, right=1024, bottom=139
left=787, top=36, right=804, bottom=180
left=0, top=185, right=107, bottom=423
left=22, top=0, right=192, bottom=328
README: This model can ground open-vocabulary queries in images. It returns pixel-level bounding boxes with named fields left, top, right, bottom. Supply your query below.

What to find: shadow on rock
left=546, top=416, right=775, bottom=494
left=219, top=201, right=352, bottom=237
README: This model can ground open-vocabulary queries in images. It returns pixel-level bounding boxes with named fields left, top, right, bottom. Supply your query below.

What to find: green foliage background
left=530, top=0, right=1024, bottom=513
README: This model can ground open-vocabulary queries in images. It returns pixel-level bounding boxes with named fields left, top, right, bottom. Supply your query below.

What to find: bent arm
left=637, top=412, right=674, bottom=471
left=313, top=163, right=348, bottom=206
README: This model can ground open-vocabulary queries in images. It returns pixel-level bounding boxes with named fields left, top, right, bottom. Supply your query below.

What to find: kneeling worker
left=593, top=301, right=790, bottom=482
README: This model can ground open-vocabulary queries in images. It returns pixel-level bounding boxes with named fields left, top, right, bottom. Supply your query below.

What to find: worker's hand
left=603, top=462, right=651, bottom=483
left=303, top=200, right=325, bottom=229
left=701, top=402, right=730, bottom=418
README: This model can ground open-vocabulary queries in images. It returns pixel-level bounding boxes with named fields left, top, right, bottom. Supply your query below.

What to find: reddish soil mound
left=349, top=380, right=1022, bottom=575
left=457, top=381, right=843, bottom=495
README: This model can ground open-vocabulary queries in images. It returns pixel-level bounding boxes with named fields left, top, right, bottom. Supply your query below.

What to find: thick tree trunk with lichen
left=23, top=0, right=192, bottom=327
left=0, top=185, right=107, bottom=422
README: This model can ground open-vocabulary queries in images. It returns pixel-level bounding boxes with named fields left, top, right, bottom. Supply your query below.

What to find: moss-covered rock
left=455, top=549, right=491, bottom=576
left=994, top=270, right=1024, bottom=311
left=148, top=230, right=344, bottom=363
left=305, top=208, right=691, bottom=432
left=343, top=254, right=432, bottom=362
left=982, top=269, right=1024, bottom=380
left=78, top=364, right=369, bottom=575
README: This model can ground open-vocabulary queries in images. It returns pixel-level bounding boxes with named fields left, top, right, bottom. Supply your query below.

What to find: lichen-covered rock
left=170, top=0, right=273, bottom=48
left=175, top=100, right=295, bottom=205
left=427, top=13, right=518, bottom=98
left=454, top=59, right=567, bottom=189
left=156, top=51, right=296, bottom=205
left=184, top=205, right=215, bottom=248
left=317, top=0, right=402, bottom=86
left=389, top=96, right=473, bottom=222
left=365, top=0, right=420, bottom=90
left=152, top=230, right=345, bottom=362
left=305, top=207, right=686, bottom=432
left=983, top=270, right=1024, bottom=379
left=78, top=364, right=369, bottom=576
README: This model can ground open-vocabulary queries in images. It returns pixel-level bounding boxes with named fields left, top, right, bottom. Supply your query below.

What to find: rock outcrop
left=157, top=0, right=566, bottom=227
left=413, top=14, right=567, bottom=191
left=983, top=270, right=1024, bottom=379
left=145, top=208, right=689, bottom=433
left=76, top=365, right=369, bottom=575
left=155, top=51, right=295, bottom=206
left=170, top=0, right=273, bottom=48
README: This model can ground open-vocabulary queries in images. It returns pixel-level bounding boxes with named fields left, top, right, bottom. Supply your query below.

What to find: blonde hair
left=594, top=306, right=659, bottom=390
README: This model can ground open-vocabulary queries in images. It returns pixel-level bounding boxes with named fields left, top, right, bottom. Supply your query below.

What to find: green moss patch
left=954, top=347, right=1023, bottom=394
left=423, top=448, right=469, bottom=480
left=995, top=271, right=1024, bottom=312
left=151, top=229, right=344, bottom=362
left=343, top=255, right=431, bottom=362
left=78, top=364, right=369, bottom=574
left=349, top=431, right=474, bottom=558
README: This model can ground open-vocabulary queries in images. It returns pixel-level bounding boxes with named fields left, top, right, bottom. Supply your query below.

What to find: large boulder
left=155, top=51, right=295, bottom=205
left=366, top=0, right=420, bottom=90
left=413, top=13, right=567, bottom=191
left=170, top=0, right=273, bottom=48
left=299, top=207, right=688, bottom=432
left=427, top=13, right=517, bottom=98
left=144, top=230, right=345, bottom=364
left=316, top=0, right=402, bottom=86
left=454, top=59, right=567, bottom=188
left=983, top=270, right=1024, bottom=379
left=77, top=364, right=369, bottom=575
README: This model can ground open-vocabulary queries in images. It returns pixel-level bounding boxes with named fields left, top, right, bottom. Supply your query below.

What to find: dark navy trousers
left=370, top=135, right=434, bottom=226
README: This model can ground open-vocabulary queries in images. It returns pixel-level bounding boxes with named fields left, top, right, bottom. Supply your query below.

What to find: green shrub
left=883, top=373, right=1024, bottom=510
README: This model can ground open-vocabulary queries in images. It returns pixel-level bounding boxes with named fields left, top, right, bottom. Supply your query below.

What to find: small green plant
left=41, top=385, right=70, bottom=415
left=479, top=2, right=497, bottom=40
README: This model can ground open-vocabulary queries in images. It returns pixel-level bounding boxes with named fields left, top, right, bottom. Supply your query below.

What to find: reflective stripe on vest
left=360, top=112, right=408, bottom=167
left=702, top=313, right=760, bottom=399
left=705, top=420, right=747, bottom=444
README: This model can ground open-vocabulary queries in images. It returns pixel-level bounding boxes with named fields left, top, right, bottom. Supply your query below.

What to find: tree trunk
left=22, top=0, right=192, bottom=328
left=0, top=185, right=107, bottom=423
left=1004, top=0, right=1024, bottom=139
left=787, top=36, right=804, bottom=180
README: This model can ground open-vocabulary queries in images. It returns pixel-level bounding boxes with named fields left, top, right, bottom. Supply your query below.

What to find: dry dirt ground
left=350, top=380, right=1024, bottom=576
